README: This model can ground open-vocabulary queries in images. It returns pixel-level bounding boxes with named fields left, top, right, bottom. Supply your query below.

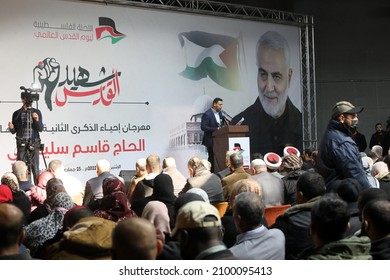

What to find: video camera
left=20, top=86, right=40, bottom=107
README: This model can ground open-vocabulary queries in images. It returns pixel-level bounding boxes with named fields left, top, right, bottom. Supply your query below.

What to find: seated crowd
left=0, top=146, right=389, bottom=260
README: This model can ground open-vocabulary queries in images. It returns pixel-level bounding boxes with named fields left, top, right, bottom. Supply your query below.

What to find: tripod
left=18, top=138, right=40, bottom=185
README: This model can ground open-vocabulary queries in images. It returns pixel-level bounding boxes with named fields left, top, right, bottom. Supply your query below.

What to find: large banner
left=0, top=0, right=302, bottom=183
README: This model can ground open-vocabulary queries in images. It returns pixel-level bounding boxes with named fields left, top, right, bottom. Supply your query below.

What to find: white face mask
left=350, top=119, right=359, bottom=129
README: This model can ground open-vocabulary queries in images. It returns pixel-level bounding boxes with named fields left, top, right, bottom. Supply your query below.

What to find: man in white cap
left=317, top=101, right=370, bottom=192
left=171, top=201, right=236, bottom=260
left=263, top=152, right=283, bottom=178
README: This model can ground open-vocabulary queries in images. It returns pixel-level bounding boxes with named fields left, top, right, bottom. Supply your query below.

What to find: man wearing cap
left=264, top=152, right=283, bottom=179
left=171, top=200, right=236, bottom=260
left=317, top=101, right=370, bottom=192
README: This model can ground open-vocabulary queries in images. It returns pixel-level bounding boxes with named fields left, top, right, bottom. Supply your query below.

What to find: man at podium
left=231, top=31, right=302, bottom=156
left=201, top=97, right=229, bottom=172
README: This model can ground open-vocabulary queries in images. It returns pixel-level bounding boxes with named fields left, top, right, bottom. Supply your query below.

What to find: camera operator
left=8, top=90, right=44, bottom=184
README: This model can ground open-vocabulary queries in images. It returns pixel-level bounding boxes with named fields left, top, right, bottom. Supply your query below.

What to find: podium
left=212, top=125, right=249, bottom=173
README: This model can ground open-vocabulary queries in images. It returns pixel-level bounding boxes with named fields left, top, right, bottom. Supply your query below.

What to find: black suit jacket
left=201, top=108, right=222, bottom=148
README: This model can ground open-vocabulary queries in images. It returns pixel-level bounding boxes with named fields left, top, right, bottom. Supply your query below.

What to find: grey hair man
left=12, top=160, right=32, bottom=192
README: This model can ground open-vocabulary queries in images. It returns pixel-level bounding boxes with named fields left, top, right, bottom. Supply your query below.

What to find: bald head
left=146, top=154, right=161, bottom=173
left=112, top=217, right=159, bottom=260
left=0, top=203, right=25, bottom=253
left=12, top=160, right=28, bottom=181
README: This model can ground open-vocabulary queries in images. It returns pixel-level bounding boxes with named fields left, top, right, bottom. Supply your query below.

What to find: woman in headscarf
left=1, top=172, right=31, bottom=223
left=141, top=200, right=171, bottom=243
left=94, top=177, right=136, bottom=222
left=149, top=173, right=176, bottom=228
left=27, top=178, right=67, bottom=224
left=24, top=191, right=74, bottom=257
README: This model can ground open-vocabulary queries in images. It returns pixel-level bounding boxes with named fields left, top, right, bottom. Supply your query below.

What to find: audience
left=222, top=178, right=264, bottom=248
left=47, top=206, right=116, bottom=260
left=281, top=153, right=305, bottom=205
left=301, top=194, right=371, bottom=260
left=12, top=160, right=33, bottom=192
left=141, top=200, right=171, bottom=243
left=362, top=199, right=390, bottom=260
left=132, top=154, right=161, bottom=202
left=171, top=200, right=236, bottom=259
left=229, top=192, right=285, bottom=259
left=357, top=188, right=389, bottom=236
left=371, top=161, right=390, bottom=197
left=1, top=172, right=31, bottom=223
left=336, top=178, right=362, bottom=236
left=2, top=141, right=390, bottom=261
left=128, top=158, right=147, bottom=202
left=48, top=159, right=84, bottom=205
left=251, top=158, right=284, bottom=206
left=0, top=203, right=34, bottom=260
left=112, top=217, right=162, bottom=260
left=94, top=177, right=136, bottom=222
left=222, top=152, right=251, bottom=202
left=24, top=192, right=74, bottom=257
left=83, top=159, right=121, bottom=209
left=162, top=156, right=186, bottom=197
left=27, top=178, right=67, bottom=224
left=272, top=171, right=326, bottom=259
left=180, top=157, right=223, bottom=204
left=0, top=184, right=13, bottom=203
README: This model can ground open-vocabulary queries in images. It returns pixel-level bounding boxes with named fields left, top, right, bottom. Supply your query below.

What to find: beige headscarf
left=1, top=172, right=19, bottom=192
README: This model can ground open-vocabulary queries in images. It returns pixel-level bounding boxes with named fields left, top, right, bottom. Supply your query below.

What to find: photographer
left=8, top=89, right=44, bottom=184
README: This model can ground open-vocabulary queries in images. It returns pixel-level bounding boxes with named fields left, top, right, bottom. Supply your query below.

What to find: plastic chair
left=212, top=202, right=229, bottom=218
left=264, top=204, right=291, bottom=227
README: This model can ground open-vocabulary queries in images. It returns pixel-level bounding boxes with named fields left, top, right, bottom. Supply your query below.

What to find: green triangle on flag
left=178, top=31, right=241, bottom=91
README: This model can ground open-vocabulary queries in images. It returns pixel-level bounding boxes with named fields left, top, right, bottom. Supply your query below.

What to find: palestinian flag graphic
left=96, top=17, right=125, bottom=44
left=178, top=31, right=241, bottom=91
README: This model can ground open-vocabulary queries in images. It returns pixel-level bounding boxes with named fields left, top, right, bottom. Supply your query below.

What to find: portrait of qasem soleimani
left=231, top=30, right=302, bottom=156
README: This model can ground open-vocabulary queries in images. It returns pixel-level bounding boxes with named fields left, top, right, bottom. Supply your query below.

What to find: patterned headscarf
left=44, top=178, right=67, bottom=212
left=1, top=172, right=19, bottom=192
left=24, top=192, right=74, bottom=252
left=141, top=200, right=171, bottom=242
left=94, top=177, right=136, bottom=222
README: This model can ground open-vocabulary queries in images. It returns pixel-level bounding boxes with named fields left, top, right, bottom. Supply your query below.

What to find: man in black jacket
left=271, top=171, right=326, bottom=259
left=8, top=90, right=44, bottom=184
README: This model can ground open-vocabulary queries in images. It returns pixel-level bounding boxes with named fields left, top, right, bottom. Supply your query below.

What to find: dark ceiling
left=216, top=0, right=294, bottom=12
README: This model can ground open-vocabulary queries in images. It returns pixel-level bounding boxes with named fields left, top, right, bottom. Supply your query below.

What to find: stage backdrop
left=0, top=0, right=302, bottom=183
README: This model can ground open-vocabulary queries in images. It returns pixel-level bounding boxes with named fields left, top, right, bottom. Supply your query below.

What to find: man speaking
left=231, top=31, right=302, bottom=156
left=201, top=97, right=228, bottom=172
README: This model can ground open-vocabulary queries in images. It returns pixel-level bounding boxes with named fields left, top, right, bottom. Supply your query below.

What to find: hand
left=32, top=112, right=39, bottom=121
left=8, top=121, right=14, bottom=129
